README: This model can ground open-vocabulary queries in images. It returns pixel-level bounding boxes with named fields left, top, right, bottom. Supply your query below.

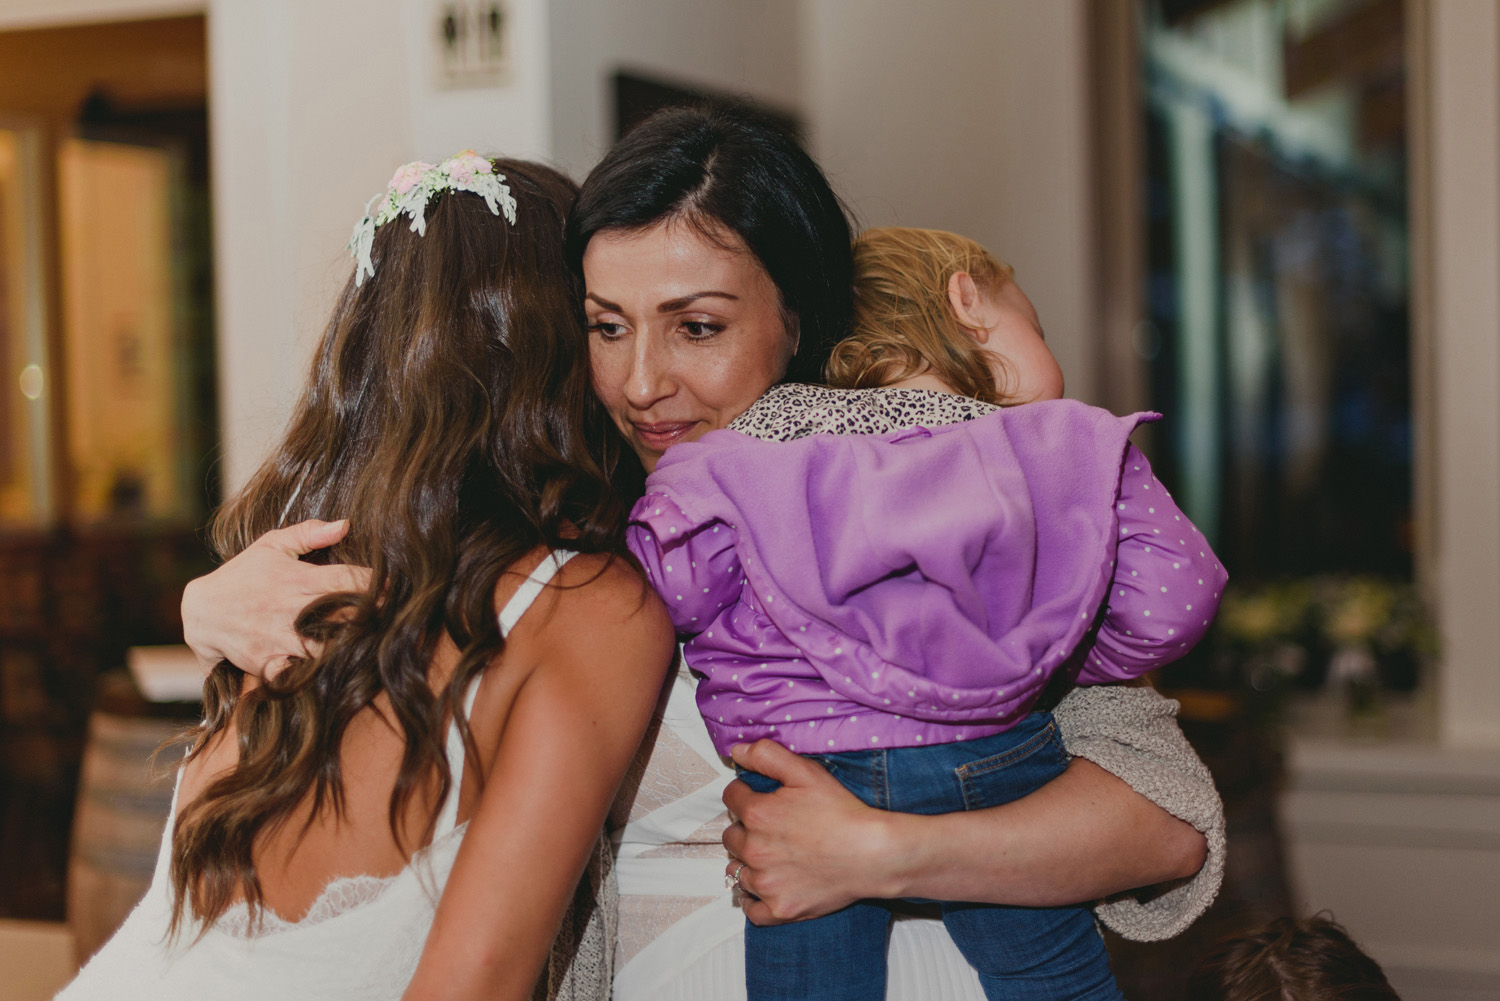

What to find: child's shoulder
left=728, top=383, right=998, bottom=442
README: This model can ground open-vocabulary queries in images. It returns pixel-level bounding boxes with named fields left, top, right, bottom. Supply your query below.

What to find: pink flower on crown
left=389, top=161, right=435, bottom=195
left=443, top=150, right=492, bottom=184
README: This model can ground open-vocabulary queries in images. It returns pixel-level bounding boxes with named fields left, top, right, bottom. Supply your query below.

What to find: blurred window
left=0, top=16, right=215, bottom=533
left=59, top=139, right=203, bottom=525
left=1140, top=0, right=1410, bottom=581
left=0, top=15, right=216, bottom=923
left=0, top=124, right=51, bottom=525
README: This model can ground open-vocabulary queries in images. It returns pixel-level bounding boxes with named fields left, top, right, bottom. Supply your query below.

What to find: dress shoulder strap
left=432, top=549, right=579, bottom=838
left=498, top=549, right=577, bottom=637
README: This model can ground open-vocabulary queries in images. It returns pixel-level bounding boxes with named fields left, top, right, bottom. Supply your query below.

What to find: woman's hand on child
left=181, top=519, right=371, bottom=680
left=722, top=740, right=900, bottom=926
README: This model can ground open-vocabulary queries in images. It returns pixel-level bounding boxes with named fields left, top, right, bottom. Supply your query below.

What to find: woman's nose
left=623, top=336, right=674, bottom=409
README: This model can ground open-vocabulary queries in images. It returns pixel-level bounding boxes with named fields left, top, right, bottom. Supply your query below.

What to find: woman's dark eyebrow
left=584, top=290, right=741, bottom=313
left=585, top=292, right=624, bottom=312
left=658, top=291, right=739, bottom=312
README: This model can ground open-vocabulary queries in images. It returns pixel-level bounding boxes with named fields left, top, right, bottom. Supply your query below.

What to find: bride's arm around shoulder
left=405, top=551, right=674, bottom=1001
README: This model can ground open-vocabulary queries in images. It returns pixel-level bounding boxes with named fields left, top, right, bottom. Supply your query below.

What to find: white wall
left=1282, top=733, right=1500, bottom=999
left=207, top=0, right=553, bottom=490
left=799, top=0, right=1099, bottom=404
left=1425, top=0, right=1500, bottom=749
left=545, top=0, right=801, bottom=181
left=398, top=0, right=552, bottom=163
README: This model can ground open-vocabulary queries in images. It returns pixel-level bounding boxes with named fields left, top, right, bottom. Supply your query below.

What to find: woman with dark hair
left=184, top=107, right=1224, bottom=1001
left=58, top=155, right=673, bottom=1001
left=570, top=105, right=1222, bottom=1001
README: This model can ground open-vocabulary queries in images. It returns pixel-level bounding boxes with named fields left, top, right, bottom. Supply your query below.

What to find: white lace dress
left=54, top=552, right=576, bottom=1001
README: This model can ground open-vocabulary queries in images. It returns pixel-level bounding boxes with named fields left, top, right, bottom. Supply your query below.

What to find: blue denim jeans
left=739, top=713, right=1124, bottom=1001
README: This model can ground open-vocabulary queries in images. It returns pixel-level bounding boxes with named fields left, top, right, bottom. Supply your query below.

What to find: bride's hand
left=181, top=519, right=371, bottom=680
left=720, top=739, right=896, bottom=926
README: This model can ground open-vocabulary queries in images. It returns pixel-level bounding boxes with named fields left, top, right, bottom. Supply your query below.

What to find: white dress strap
left=498, top=549, right=576, bottom=636
left=432, top=549, right=578, bottom=837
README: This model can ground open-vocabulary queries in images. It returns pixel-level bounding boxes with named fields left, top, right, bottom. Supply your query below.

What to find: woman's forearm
left=723, top=739, right=1207, bottom=926
left=869, top=757, right=1205, bottom=906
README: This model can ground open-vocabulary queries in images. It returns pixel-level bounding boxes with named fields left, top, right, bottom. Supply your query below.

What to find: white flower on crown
left=347, top=150, right=519, bottom=286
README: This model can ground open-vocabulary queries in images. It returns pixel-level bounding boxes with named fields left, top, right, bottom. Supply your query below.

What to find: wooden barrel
left=66, top=672, right=198, bottom=964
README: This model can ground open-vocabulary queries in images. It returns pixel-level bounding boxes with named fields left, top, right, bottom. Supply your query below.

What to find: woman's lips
left=632, top=421, right=699, bottom=451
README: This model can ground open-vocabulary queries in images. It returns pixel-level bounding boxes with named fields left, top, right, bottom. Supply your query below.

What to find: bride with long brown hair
left=55, top=153, right=673, bottom=1001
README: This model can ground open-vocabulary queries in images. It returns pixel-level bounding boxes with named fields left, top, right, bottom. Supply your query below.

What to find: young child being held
left=627, top=227, right=1227, bottom=1001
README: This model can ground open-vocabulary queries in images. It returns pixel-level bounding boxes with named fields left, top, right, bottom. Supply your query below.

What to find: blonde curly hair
left=829, top=226, right=1018, bottom=404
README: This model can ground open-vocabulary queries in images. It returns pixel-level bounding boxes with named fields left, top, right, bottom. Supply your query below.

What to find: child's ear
left=947, top=272, right=990, bottom=343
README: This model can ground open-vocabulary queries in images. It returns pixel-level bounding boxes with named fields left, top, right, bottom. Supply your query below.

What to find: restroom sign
left=434, top=1, right=511, bottom=89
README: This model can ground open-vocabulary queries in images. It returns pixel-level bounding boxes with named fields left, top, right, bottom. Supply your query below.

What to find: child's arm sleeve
left=626, top=491, right=744, bottom=635
left=1075, top=445, right=1228, bottom=684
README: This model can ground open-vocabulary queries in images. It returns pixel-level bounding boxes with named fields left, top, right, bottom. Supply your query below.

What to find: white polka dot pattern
left=627, top=386, right=1227, bottom=755
left=1080, top=444, right=1228, bottom=682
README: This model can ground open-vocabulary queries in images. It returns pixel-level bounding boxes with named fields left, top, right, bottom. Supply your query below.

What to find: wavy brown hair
left=828, top=226, right=1019, bottom=404
left=168, top=158, right=633, bottom=934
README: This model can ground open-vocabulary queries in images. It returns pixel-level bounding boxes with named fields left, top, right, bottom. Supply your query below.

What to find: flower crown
left=347, top=150, right=518, bottom=286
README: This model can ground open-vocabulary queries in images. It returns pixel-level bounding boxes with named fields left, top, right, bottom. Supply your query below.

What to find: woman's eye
left=681, top=321, right=723, bottom=340
left=588, top=321, right=627, bottom=340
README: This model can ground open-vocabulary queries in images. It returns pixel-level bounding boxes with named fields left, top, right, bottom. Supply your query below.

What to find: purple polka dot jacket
left=627, top=398, right=1227, bottom=757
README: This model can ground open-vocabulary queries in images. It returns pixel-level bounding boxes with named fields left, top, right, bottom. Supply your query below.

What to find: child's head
left=828, top=226, right=1060, bottom=404
left=1185, top=915, right=1401, bottom=1001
